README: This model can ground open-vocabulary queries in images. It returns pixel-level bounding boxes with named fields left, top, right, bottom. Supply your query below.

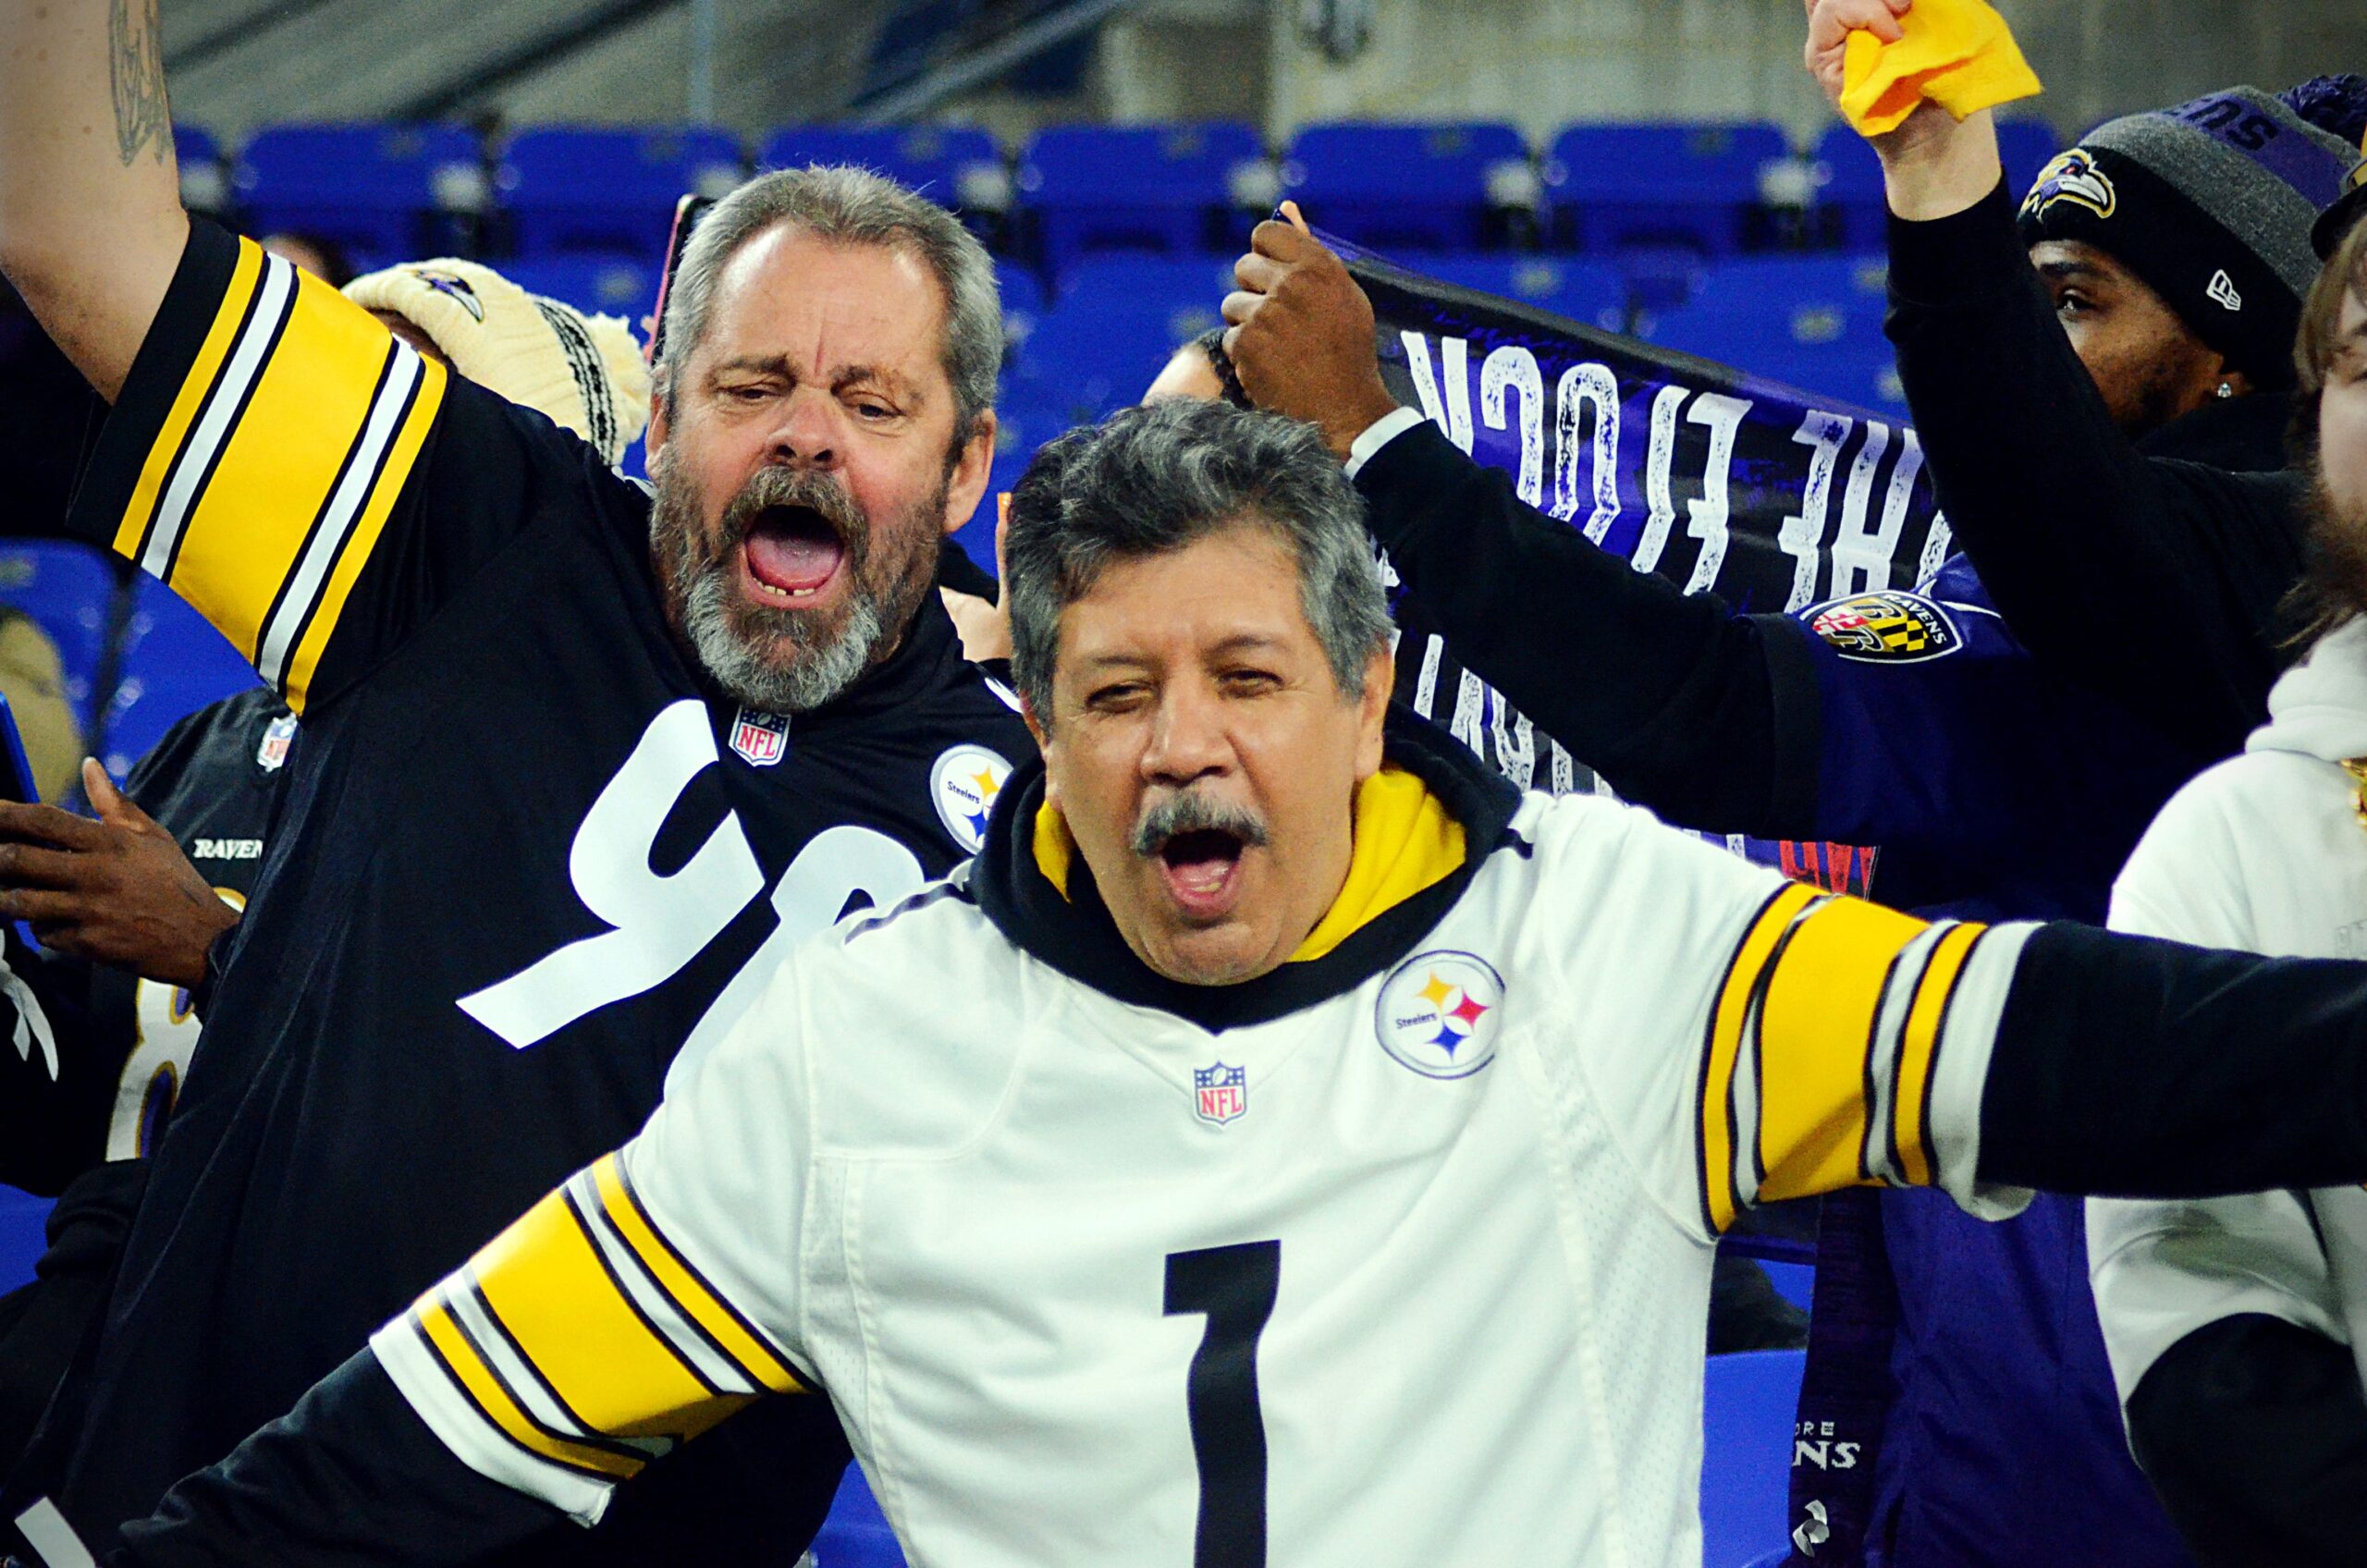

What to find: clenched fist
left=1221, top=205, right=1403, bottom=460
left=1802, top=0, right=2003, bottom=214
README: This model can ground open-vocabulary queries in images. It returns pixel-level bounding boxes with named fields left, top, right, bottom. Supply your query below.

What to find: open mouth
left=1156, top=827, right=1248, bottom=922
left=742, top=505, right=846, bottom=602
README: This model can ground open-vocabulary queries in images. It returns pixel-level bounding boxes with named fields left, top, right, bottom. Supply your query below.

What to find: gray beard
left=650, top=460, right=932, bottom=715
left=678, top=558, right=888, bottom=714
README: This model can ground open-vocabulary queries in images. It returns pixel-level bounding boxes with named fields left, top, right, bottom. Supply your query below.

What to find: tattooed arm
left=1, top=0, right=189, bottom=401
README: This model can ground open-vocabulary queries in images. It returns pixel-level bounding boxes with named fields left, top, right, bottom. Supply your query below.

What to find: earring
left=2214, top=381, right=2234, bottom=399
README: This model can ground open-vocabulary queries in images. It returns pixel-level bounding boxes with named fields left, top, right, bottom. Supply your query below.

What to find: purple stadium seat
left=501, top=126, right=744, bottom=261
left=1545, top=121, right=1793, bottom=256
left=1282, top=121, right=1532, bottom=253
left=1017, top=122, right=1266, bottom=275
left=757, top=123, right=1006, bottom=215
left=237, top=123, right=484, bottom=257
left=1701, top=1348, right=1805, bottom=1568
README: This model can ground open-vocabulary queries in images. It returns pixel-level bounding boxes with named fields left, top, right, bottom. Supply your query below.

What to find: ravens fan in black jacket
left=0, top=690, right=284, bottom=1462
left=0, top=18, right=1032, bottom=1551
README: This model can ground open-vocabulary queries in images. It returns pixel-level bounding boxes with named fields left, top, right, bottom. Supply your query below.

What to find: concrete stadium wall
left=1263, top=0, right=2367, bottom=147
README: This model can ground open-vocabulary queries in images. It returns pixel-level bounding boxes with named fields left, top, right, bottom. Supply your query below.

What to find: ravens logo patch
left=1807, top=591, right=1961, bottom=664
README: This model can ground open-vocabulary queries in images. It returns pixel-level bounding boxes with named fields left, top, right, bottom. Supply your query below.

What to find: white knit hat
left=342, top=258, right=652, bottom=466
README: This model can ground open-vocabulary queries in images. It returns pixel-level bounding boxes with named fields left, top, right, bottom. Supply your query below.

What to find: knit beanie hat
left=2018, top=80, right=2367, bottom=388
left=2294, top=74, right=2367, bottom=259
left=342, top=259, right=652, bottom=466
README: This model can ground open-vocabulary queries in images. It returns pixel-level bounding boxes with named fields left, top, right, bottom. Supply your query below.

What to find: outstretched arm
left=0, top=0, right=190, bottom=400
left=108, top=956, right=825, bottom=1564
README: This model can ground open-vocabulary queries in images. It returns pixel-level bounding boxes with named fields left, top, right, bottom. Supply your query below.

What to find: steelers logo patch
left=1374, top=950, right=1505, bottom=1079
left=930, top=744, right=1012, bottom=853
left=1807, top=591, right=1961, bottom=665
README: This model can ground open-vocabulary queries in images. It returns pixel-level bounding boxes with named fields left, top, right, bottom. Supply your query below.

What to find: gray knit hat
left=2019, top=83, right=2364, bottom=388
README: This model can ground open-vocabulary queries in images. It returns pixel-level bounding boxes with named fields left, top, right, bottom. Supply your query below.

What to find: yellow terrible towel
left=1838, top=0, right=2041, bottom=137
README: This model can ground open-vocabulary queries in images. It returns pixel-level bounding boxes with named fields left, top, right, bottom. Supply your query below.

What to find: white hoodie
left=2089, top=616, right=2367, bottom=1409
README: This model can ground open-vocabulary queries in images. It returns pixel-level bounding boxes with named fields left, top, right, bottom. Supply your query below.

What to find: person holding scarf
left=1221, top=7, right=2367, bottom=1563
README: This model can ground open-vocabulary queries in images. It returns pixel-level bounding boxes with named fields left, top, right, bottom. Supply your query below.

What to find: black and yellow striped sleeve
left=1695, top=885, right=2030, bottom=1234
left=65, top=218, right=546, bottom=715
left=369, top=1153, right=806, bottom=1523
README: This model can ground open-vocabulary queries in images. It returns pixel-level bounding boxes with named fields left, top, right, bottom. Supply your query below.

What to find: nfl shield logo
left=1193, top=1061, right=1247, bottom=1126
left=254, top=713, right=298, bottom=773
left=730, top=706, right=791, bottom=766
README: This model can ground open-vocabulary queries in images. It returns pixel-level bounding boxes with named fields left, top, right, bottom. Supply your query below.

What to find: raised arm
left=1804, top=0, right=2306, bottom=757
left=0, top=0, right=190, bottom=400
left=1223, top=222, right=2067, bottom=858
left=1220, top=220, right=1824, bottom=836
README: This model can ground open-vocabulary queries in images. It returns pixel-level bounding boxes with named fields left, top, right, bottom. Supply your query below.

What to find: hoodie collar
left=973, top=707, right=1522, bottom=1032
left=2136, top=389, right=2295, bottom=474
left=2251, top=617, right=2367, bottom=763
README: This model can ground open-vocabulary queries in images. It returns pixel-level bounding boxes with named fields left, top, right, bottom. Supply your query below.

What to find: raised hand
left=1221, top=202, right=1402, bottom=460
left=1801, top=0, right=2003, bottom=218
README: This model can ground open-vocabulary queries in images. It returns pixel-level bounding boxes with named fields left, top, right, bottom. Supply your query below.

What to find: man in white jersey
left=77, top=399, right=2367, bottom=1568
left=2088, top=194, right=2367, bottom=1563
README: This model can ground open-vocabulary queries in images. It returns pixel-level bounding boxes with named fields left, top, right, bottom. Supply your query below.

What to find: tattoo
left=109, top=0, right=171, bottom=167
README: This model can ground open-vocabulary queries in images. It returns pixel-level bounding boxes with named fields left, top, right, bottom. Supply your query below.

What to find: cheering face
left=1033, top=521, right=1391, bottom=987
left=647, top=225, right=992, bottom=713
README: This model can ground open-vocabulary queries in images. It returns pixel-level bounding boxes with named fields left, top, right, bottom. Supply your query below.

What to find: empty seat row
left=181, top=116, right=2066, bottom=277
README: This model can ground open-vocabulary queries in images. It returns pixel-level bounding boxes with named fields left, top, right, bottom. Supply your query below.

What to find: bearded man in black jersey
left=0, top=3, right=1030, bottom=1560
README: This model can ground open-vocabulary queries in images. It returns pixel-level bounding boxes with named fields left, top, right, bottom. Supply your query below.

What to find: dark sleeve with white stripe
left=63, top=218, right=630, bottom=715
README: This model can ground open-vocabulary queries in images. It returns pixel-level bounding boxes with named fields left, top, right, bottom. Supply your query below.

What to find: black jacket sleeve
left=110, top=1351, right=562, bottom=1568
left=1884, top=182, right=2307, bottom=758
left=2125, top=1313, right=2367, bottom=1568
left=1980, top=924, right=2367, bottom=1197
left=1354, top=419, right=1823, bottom=837
left=0, top=936, right=120, bottom=1196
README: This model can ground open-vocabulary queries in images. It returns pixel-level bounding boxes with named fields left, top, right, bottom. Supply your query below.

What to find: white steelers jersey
left=374, top=785, right=2034, bottom=1567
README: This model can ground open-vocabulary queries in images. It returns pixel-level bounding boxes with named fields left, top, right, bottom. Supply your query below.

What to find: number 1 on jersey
left=1164, top=1241, right=1281, bottom=1568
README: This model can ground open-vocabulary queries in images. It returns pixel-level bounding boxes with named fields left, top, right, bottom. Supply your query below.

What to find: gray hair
left=657, top=165, right=1000, bottom=450
left=1006, top=400, right=1392, bottom=721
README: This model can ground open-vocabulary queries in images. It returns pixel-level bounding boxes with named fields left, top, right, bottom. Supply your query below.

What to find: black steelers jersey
left=0, top=686, right=285, bottom=1196
left=20, top=218, right=1032, bottom=1562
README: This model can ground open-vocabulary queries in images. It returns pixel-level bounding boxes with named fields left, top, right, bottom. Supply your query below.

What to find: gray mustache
left=717, top=466, right=868, bottom=563
left=1131, top=791, right=1271, bottom=857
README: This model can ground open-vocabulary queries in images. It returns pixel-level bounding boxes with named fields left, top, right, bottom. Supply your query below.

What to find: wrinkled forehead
left=1052, top=523, right=1321, bottom=673
left=703, top=225, right=950, bottom=386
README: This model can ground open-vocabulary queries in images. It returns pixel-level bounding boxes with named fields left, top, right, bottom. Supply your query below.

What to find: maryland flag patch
left=1808, top=591, right=1961, bottom=664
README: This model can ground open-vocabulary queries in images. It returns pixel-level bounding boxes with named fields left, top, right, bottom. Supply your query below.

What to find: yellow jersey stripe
left=1893, top=922, right=1984, bottom=1188
left=470, top=1183, right=751, bottom=1443
left=595, top=1156, right=803, bottom=1395
left=115, top=239, right=269, bottom=568
left=1698, top=880, right=1822, bottom=1233
left=417, top=1301, right=644, bottom=1482
left=160, top=264, right=411, bottom=670
left=1754, top=897, right=1931, bottom=1204
left=276, top=349, right=447, bottom=712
